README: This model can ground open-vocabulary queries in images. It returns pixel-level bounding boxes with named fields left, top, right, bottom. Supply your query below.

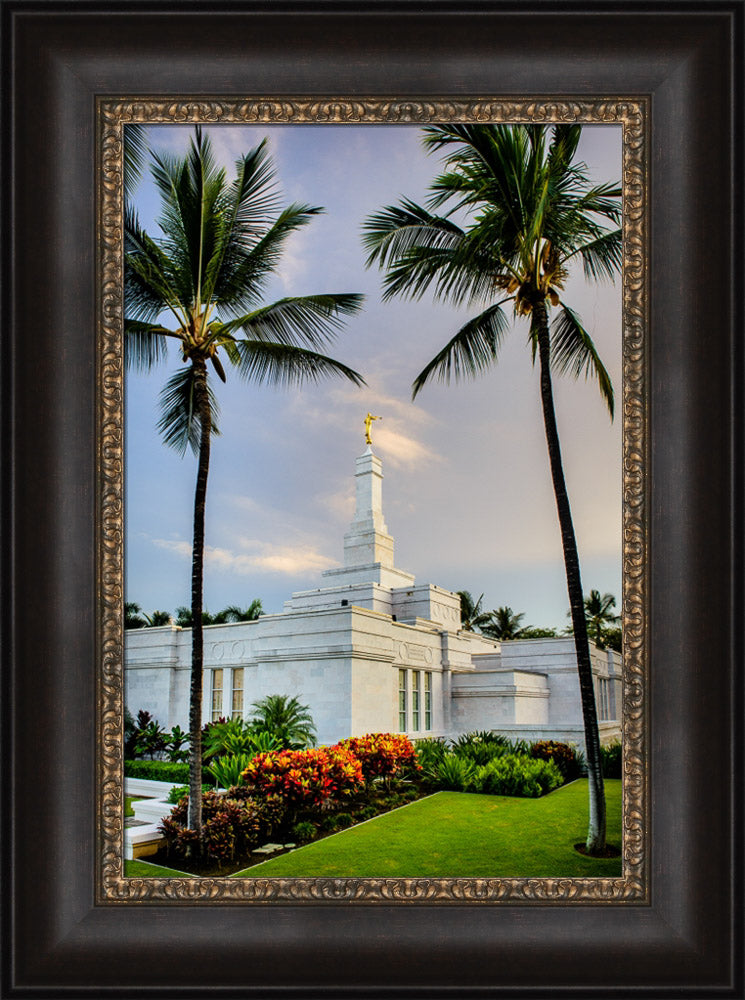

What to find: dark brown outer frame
left=2, top=2, right=742, bottom=996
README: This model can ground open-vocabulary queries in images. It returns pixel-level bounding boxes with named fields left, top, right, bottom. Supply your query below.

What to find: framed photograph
left=3, top=2, right=741, bottom=996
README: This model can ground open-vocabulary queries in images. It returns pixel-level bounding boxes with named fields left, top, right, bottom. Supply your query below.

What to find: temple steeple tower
left=343, top=445, right=395, bottom=569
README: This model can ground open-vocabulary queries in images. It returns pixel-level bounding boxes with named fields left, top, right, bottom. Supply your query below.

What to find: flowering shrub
left=158, top=788, right=269, bottom=863
left=241, top=746, right=364, bottom=813
left=529, top=740, right=582, bottom=781
left=337, top=733, right=420, bottom=783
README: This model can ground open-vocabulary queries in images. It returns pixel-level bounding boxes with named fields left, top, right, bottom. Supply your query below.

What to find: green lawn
left=124, top=795, right=145, bottom=818
left=125, top=859, right=194, bottom=877
left=232, top=779, right=623, bottom=878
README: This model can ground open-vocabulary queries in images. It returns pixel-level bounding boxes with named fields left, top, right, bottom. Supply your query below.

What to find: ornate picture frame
left=100, top=97, right=646, bottom=904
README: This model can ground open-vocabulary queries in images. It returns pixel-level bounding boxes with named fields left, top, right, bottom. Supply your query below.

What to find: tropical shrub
left=246, top=730, right=281, bottom=754
left=335, top=812, right=354, bottom=829
left=292, top=820, right=317, bottom=843
left=337, top=733, right=419, bottom=784
left=206, top=753, right=253, bottom=789
left=159, top=789, right=269, bottom=863
left=167, top=783, right=212, bottom=804
left=128, top=709, right=168, bottom=759
left=400, top=785, right=420, bottom=801
left=529, top=740, right=582, bottom=781
left=202, top=718, right=279, bottom=761
left=470, top=754, right=562, bottom=798
left=600, top=741, right=622, bottom=778
left=414, top=737, right=448, bottom=771
left=164, top=724, right=191, bottom=763
left=202, top=718, right=254, bottom=759
left=249, top=694, right=317, bottom=749
left=425, top=754, right=476, bottom=791
left=450, top=731, right=511, bottom=766
left=125, top=710, right=192, bottom=763
left=241, top=746, right=364, bottom=815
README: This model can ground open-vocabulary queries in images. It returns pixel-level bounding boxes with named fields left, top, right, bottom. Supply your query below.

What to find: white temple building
left=125, top=443, right=622, bottom=752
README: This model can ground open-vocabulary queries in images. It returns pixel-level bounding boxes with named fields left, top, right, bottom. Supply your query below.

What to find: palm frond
left=412, top=301, right=510, bottom=398
left=213, top=203, right=324, bottom=314
left=365, top=201, right=513, bottom=306
left=200, top=141, right=283, bottom=304
left=546, top=125, right=582, bottom=178
left=363, top=199, right=464, bottom=268
left=123, top=124, right=149, bottom=201
left=226, top=139, right=282, bottom=234
left=156, top=364, right=221, bottom=455
left=575, top=181, right=623, bottom=223
left=232, top=340, right=364, bottom=389
left=149, top=128, right=227, bottom=308
left=550, top=305, right=614, bottom=418
left=124, top=207, right=187, bottom=323
left=216, top=294, right=364, bottom=350
left=124, top=320, right=172, bottom=370
left=570, top=228, right=623, bottom=282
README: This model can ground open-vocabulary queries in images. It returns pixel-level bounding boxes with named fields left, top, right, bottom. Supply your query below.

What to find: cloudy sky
left=124, top=122, right=622, bottom=631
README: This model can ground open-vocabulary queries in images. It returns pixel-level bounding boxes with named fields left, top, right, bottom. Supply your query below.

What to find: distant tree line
left=125, top=599, right=263, bottom=629
left=456, top=589, right=621, bottom=652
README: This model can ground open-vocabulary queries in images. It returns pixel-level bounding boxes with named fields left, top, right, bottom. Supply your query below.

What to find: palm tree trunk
left=533, top=298, right=606, bottom=854
left=187, top=358, right=211, bottom=846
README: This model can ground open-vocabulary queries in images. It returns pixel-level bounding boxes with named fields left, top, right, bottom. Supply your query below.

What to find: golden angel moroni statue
left=364, top=412, right=381, bottom=445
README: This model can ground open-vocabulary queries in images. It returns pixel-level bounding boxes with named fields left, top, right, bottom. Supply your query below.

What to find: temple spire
left=343, top=444, right=395, bottom=569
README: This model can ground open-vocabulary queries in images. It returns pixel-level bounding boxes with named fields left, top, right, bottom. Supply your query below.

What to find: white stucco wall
left=125, top=620, right=622, bottom=752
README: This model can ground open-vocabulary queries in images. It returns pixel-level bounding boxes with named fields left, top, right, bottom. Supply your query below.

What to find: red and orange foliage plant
left=337, top=733, right=420, bottom=784
left=159, top=788, right=267, bottom=862
left=241, top=746, right=364, bottom=812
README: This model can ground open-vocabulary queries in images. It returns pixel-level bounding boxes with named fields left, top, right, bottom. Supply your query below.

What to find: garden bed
left=131, top=730, right=622, bottom=878
left=144, top=779, right=428, bottom=877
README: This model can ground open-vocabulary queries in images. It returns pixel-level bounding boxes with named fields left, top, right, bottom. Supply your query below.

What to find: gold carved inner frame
left=97, top=98, right=648, bottom=904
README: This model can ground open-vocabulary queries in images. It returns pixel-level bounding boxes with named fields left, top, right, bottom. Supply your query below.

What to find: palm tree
left=364, top=124, right=621, bottom=854
left=249, top=694, right=317, bottom=749
left=481, top=606, right=527, bottom=640
left=456, top=590, right=491, bottom=632
left=174, top=606, right=220, bottom=628
left=583, top=589, right=620, bottom=648
left=216, top=599, right=263, bottom=623
left=125, top=127, right=364, bottom=843
left=125, top=601, right=147, bottom=629
left=144, top=610, right=172, bottom=627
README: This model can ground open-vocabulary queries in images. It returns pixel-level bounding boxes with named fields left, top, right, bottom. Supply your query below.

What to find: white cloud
left=152, top=536, right=338, bottom=577
left=373, top=425, right=440, bottom=469
left=283, top=379, right=442, bottom=469
left=313, top=485, right=355, bottom=522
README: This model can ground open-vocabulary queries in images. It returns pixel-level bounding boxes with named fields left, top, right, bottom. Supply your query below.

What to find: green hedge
left=124, top=759, right=212, bottom=784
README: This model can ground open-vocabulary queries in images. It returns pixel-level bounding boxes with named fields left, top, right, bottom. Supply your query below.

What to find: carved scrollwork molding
left=97, top=97, right=647, bottom=904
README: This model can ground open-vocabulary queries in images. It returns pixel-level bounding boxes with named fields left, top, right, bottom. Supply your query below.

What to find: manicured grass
left=124, top=795, right=145, bottom=817
left=233, top=779, right=622, bottom=878
left=125, top=859, right=194, bottom=877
